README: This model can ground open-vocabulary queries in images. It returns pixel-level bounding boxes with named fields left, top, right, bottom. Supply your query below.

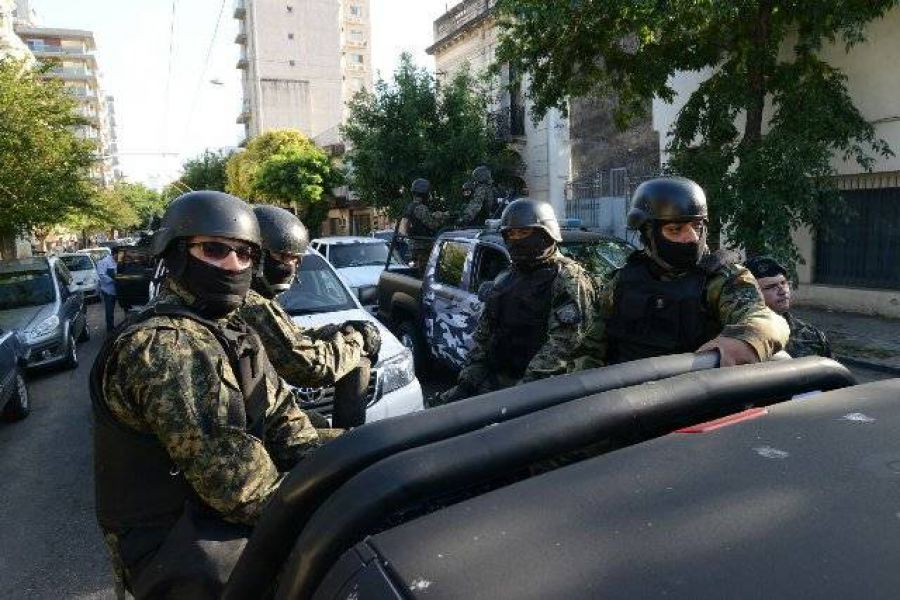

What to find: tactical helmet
left=151, top=190, right=260, bottom=257
left=253, top=205, right=309, bottom=255
left=411, top=178, right=431, bottom=198
left=462, top=181, right=475, bottom=195
left=499, top=198, right=562, bottom=242
left=472, top=165, right=492, bottom=184
left=626, top=176, right=708, bottom=231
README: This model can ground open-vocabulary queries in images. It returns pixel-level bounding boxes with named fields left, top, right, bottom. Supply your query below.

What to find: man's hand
left=342, top=320, right=381, bottom=362
left=697, top=336, right=759, bottom=367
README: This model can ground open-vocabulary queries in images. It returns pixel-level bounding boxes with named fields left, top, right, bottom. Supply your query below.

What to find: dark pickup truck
left=376, top=225, right=633, bottom=374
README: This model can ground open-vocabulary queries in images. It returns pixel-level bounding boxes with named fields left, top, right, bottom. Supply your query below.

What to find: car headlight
left=25, top=315, right=61, bottom=343
left=379, top=348, right=415, bottom=395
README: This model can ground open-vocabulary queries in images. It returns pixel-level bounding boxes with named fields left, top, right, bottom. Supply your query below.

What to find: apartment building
left=234, top=0, right=372, bottom=147
left=0, top=0, right=31, bottom=61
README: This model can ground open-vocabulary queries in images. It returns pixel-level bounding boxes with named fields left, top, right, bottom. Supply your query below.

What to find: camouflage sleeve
left=241, top=296, right=365, bottom=388
left=457, top=299, right=495, bottom=390
left=411, top=202, right=447, bottom=231
left=522, top=262, right=599, bottom=382
left=262, top=370, right=326, bottom=472
left=459, top=187, right=491, bottom=225
left=105, top=325, right=284, bottom=526
left=569, top=274, right=617, bottom=371
left=707, top=264, right=790, bottom=360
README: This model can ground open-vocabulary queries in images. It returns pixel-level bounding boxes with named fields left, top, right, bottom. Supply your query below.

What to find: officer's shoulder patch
left=555, top=303, right=582, bottom=325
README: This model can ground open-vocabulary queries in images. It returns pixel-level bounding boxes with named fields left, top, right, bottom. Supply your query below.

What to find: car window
left=471, top=244, right=509, bottom=291
left=327, top=242, right=399, bottom=268
left=0, top=269, right=56, bottom=310
left=559, top=238, right=633, bottom=280
left=434, top=241, right=469, bottom=288
left=55, top=262, right=73, bottom=285
left=278, top=254, right=357, bottom=316
left=60, top=255, right=94, bottom=271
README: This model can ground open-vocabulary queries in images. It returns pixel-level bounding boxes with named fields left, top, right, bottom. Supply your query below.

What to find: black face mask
left=177, top=253, right=253, bottom=318
left=506, top=231, right=556, bottom=269
left=261, top=254, right=296, bottom=295
left=651, top=223, right=707, bottom=271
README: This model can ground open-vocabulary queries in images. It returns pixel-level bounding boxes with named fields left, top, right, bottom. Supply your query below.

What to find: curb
left=836, top=354, right=900, bottom=377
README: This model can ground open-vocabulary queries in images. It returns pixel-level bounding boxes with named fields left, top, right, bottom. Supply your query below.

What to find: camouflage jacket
left=239, top=289, right=365, bottom=388
left=459, top=253, right=600, bottom=387
left=458, top=183, right=494, bottom=226
left=406, top=200, right=449, bottom=248
left=784, top=311, right=832, bottom=358
left=573, top=256, right=790, bottom=370
left=102, top=283, right=326, bottom=526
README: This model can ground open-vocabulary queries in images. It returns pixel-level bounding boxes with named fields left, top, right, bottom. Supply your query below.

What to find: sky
left=25, top=0, right=454, bottom=188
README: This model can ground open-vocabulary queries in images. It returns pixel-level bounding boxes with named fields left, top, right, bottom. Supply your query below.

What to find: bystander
left=95, top=251, right=117, bottom=332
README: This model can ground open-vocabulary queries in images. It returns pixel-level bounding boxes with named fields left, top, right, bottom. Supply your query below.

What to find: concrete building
left=652, top=8, right=900, bottom=317
left=426, top=0, right=571, bottom=217
left=234, top=0, right=372, bottom=146
left=0, top=0, right=31, bottom=61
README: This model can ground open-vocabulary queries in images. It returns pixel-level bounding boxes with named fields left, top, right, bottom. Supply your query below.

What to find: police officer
left=458, top=165, right=495, bottom=227
left=91, top=192, right=332, bottom=598
left=439, top=199, right=599, bottom=402
left=404, top=177, right=450, bottom=275
left=239, top=205, right=381, bottom=427
left=572, top=176, right=789, bottom=369
left=746, top=255, right=832, bottom=358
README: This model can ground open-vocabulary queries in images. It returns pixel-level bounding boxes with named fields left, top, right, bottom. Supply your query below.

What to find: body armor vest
left=606, top=252, right=726, bottom=364
left=91, top=303, right=268, bottom=532
left=404, top=199, right=438, bottom=239
left=487, top=261, right=559, bottom=378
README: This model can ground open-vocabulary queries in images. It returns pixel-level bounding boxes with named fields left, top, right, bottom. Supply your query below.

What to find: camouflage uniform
left=784, top=311, right=832, bottom=358
left=456, top=254, right=599, bottom=395
left=573, top=256, right=789, bottom=370
left=406, top=200, right=450, bottom=275
left=458, top=182, right=495, bottom=227
left=239, top=289, right=365, bottom=387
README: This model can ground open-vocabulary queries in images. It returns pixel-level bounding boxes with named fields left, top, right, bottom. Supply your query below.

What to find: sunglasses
left=188, top=241, right=259, bottom=264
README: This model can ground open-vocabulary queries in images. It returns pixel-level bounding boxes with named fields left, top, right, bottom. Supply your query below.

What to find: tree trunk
left=0, top=230, right=17, bottom=260
left=741, top=0, right=772, bottom=148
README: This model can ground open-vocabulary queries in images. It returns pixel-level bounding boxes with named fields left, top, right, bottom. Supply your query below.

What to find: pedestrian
left=458, top=165, right=495, bottom=227
left=745, top=255, right=832, bottom=358
left=95, top=249, right=117, bottom=332
left=438, top=198, right=599, bottom=403
left=239, top=205, right=381, bottom=428
left=403, top=178, right=450, bottom=276
left=90, top=191, right=336, bottom=599
left=571, top=176, right=789, bottom=370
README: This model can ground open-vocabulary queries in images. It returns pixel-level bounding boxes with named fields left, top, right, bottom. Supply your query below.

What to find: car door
left=0, top=330, right=15, bottom=404
left=54, top=262, right=82, bottom=338
left=425, top=240, right=475, bottom=368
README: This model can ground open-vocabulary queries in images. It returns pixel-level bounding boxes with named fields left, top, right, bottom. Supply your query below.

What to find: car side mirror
left=477, top=281, right=494, bottom=302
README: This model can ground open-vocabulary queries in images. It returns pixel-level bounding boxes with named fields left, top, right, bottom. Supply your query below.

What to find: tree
left=225, top=130, right=341, bottom=231
left=342, top=53, right=522, bottom=219
left=65, top=182, right=162, bottom=243
left=176, top=148, right=232, bottom=192
left=495, top=0, right=896, bottom=264
left=0, top=58, right=99, bottom=258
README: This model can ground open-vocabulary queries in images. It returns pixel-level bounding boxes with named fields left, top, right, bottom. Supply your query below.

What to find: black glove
left=310, top=323, right=342, bottom=340
left=342, top=320, right=381, bottom=362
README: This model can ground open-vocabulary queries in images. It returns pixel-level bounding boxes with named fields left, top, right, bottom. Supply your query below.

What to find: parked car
left=78, top=247, right=112, bottom=263
left=58, top=253, right=99, bottom=301
left=113, top=243, right=155, bottom=311
left=0, top=256, right=88, bottom=370
left=310, top=236, right=404, bottom=313
left=0, top=326, right=30, bottom=422
left=278, top=251, right=424, bottom=423
left=376, top=226, right=634, bottom=375
left=371, top=229, right=411, bottom=264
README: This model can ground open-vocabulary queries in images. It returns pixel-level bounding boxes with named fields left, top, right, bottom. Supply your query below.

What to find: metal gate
left=565, top=168, right=657, bottom=238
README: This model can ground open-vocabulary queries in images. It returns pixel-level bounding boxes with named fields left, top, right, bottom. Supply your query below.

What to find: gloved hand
left=311, top=323, right=342, bottom=340
left=342, top=320, right=381, bottom=362
left=697, top=336, right=759, bottom=367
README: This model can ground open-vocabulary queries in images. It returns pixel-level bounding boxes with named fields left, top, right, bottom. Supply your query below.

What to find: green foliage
left=176, top=149, right=233, bottom=192
left=342, top=53, right=522, bottom=219
left=0, top=58, right=99, bottom=252
left=65, top=182, right=163, bottom=234
left=495, top=0, right=897, bottom=263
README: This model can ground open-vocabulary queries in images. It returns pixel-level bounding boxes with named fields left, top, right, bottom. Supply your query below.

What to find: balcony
left=27, top=42, right=88, bottom=56
left=47, top=66, right=93, bottom=80
left=233, top=0, right=246, bottom=19
left=235, top=31, right=246, bottom=44
left=236, top=99, right=250, bottom=124
left=494, top=105, right=526, bottom=142
left=236, top=48, right=248, bottom=69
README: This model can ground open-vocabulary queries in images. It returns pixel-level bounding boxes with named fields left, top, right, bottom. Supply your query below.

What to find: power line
left=181, top=0, right=228, bottom=147
left=160, top=0, right=178, bottom=155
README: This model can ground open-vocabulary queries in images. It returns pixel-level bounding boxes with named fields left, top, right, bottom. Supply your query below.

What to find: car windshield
left=560, top=239, right=634, bottom=280
left=0, top=269, right=56, bottom=310
left=328, top=242, right=399, bottom=268
left=278, top=254, right=357, bottom=315
left=60, top=255, right=94, bottom=271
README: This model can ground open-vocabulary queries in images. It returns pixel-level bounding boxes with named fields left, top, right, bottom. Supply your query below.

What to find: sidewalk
left=793, top=306, right=900, bottom=374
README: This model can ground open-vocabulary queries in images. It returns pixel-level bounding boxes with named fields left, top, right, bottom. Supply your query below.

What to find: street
left=0, top=302, right=892, bottom=599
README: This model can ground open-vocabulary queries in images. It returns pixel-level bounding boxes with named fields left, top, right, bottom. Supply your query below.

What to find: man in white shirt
left=96, top=251, right=117, bottom=332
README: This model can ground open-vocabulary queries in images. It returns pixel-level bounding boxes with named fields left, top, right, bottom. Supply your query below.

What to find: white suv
left=309, top=236, right=403, bottom=313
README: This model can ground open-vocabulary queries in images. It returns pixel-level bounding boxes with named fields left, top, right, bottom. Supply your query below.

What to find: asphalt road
left=0, top=302, right=892, bottom=599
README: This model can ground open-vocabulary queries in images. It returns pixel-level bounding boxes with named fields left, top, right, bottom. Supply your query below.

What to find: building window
left=289, top=59, right=296, bottom=66
left=286, top=4, right=293, bottom=11
left=349, top=53, right=364, bottom=65
left=351, top=78, right=365, bottom=92
left=288, top=32, right=294, bottom=39
left=350, top=29, right=364, bottom=41
left=349, top=4, right=362, bottom=17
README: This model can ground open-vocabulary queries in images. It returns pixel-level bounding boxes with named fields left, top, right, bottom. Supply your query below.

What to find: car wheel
left=399, top=320, right=431, bottom=379
left=2, top=368, right=31, bottom=422
left=77, top=320, right=90, bottom=343
left=63, top=331, right=79, bottom=370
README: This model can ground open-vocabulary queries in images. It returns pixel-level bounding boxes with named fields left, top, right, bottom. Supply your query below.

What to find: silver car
left=59, top=253, right=100, bottom=301
left=0, top=257, right=89, bottom=370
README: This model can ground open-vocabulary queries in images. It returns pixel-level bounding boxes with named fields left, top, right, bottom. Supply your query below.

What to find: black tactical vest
left=605, top=252, right=727, bottom=364
left=90, top=303, right=269, bottom=532
left=487, top=261, right=560, bottom=378
left=404, top=199, right=438, bottom=239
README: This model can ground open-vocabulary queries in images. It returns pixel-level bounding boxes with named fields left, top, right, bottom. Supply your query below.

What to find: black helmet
left=499, top=198, right=562, bottom=242
left=253, top=205, right=309, bottom=255
left=627, top=176, right=708, bottom=231
left=472, top=165, right=492, bottom=184
left=462, top=181, right=475, bottom=195
left=151, top=191, right=260, bottom=257
left=411, top=178, right=431, bottom=198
